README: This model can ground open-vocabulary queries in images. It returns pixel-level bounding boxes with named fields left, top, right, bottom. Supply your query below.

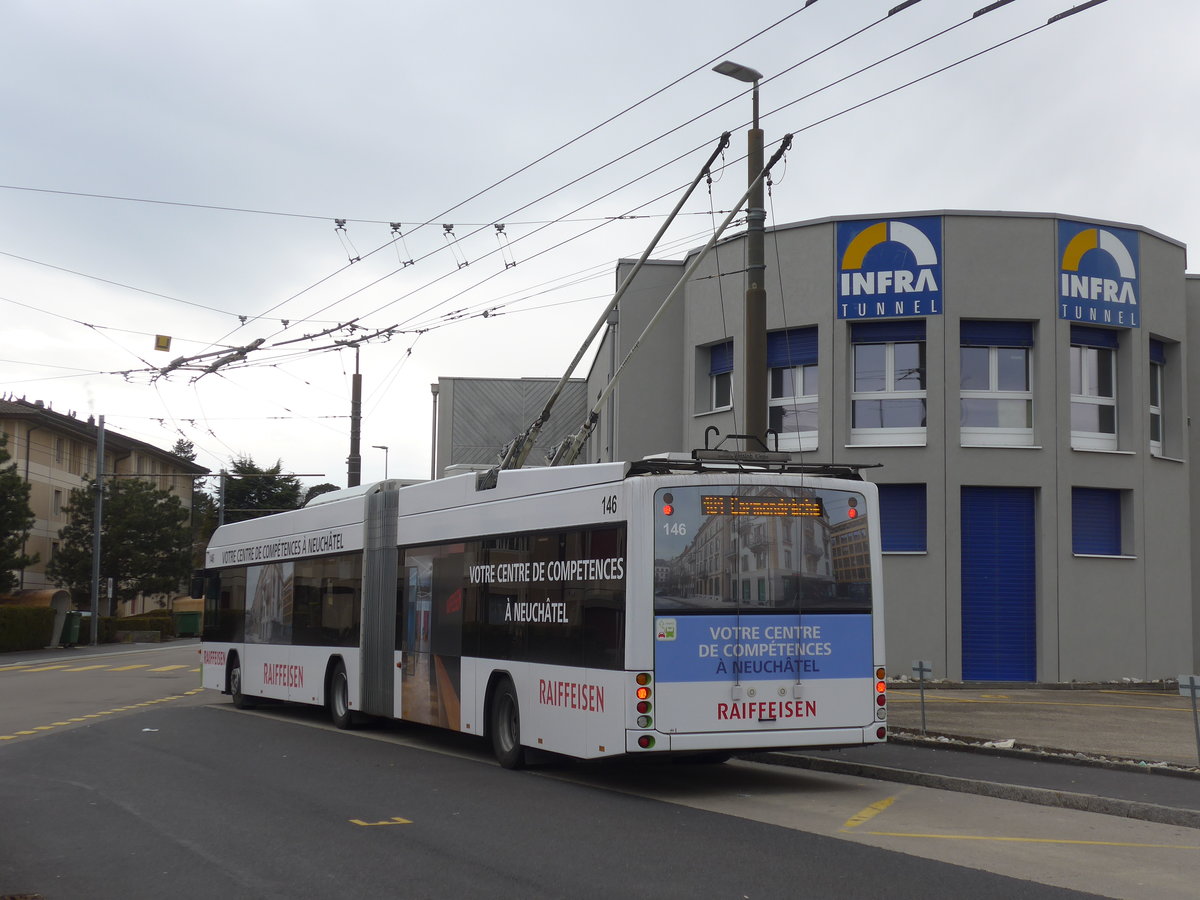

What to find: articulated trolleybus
left=199, top=452, right=887, bottom=767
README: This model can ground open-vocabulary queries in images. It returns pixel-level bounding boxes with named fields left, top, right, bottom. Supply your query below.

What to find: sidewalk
left=886, top=685, right=1199, bottom=768
left=757, top=684, right=1200, bottom=831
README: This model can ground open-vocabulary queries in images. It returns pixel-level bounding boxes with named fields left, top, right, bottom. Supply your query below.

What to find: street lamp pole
left=714, top=60, right=767, bottom=447
left=372, top=445, right=389, bottom=480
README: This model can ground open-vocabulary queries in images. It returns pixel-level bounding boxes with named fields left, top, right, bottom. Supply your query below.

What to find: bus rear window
left=653, top=484, right=872, bottom=613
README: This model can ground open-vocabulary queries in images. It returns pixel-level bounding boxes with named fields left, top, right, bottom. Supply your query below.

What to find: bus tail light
left=635, top=672, right=652, bottom=703
left=634, top=674, right=654, bottom=736
left=876, top=726, right=887, bottom=740
left=875, top=668, right=887, bottom=707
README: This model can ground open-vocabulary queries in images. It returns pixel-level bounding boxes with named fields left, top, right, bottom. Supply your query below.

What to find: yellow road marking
left=23, top=665, right=70, bottom=672
left=349, top=817, right=412, bottom=826
left=863, top=831, right=1198, bottom=850
left=63, top=664, right=110, bottom=672
left=109, top=664, right=150, bottom=671
left=0, top=665, right=34, bottom=671
left=149, top=665, right=189, bottom=672
left=842, top=796, right=896, bottom=830
left=0, top=691, right=197, bottom=741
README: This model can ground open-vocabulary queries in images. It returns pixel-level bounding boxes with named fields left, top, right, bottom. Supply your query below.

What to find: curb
left=888, top=729, right=1200, bottom=780
left=887, top=681, right=1179, bottom=693
left=744, top=750, right=1200, bottom=830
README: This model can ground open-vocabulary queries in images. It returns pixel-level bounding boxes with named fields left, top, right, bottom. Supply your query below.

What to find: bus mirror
left=189, top=572, right=206, bottom=600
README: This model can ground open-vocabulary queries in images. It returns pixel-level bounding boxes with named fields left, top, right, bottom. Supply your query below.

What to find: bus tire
left=490, top=678, right=525, bottom=769
left=230, top=655, right=254, bottom=709
left=329, top=661, right=353, bottom=730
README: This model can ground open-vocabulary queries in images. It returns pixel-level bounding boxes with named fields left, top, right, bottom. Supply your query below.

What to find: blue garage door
left=961, top=487, right=1036, bottom=681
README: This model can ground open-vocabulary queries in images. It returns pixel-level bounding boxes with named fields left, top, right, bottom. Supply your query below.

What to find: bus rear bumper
left=627, top=726, right=882, bottom=753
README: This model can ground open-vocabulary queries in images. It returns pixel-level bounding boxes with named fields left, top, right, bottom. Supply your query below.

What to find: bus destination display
left=700, top=495, right=826, bottom=518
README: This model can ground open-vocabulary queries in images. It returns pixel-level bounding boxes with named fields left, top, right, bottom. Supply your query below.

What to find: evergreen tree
left=303, top=482, right=341, bottom=505
left=48, top=478, right=191, bottom=607
left=222, top=457, right=303, bottom=524
left=171, top=438, right=197, bottom=462
left=0, top=434, right=38, bottom=594
left=189, top=486, right=219, bottom=569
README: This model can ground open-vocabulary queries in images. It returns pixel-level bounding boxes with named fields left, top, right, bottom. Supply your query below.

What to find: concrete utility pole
left=89, top=416, right=105, bottom=646
left=714, top=60, right=767, bottom=446
left=347, top=347, right=362, bottom=487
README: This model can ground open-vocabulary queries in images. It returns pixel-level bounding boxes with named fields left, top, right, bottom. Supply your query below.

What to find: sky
left=1, top=0, right=1194, bottom=489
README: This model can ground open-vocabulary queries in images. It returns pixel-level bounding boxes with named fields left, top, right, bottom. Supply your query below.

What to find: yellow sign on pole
left=154, top=335, right=172, bottom=352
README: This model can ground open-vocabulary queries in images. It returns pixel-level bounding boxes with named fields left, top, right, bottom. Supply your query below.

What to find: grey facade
left=432, top=377, right=587, bottom=478
left=581, top=210, right=1197, bottom=682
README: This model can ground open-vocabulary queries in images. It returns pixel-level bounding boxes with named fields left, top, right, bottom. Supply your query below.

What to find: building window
left=767, top=327, right=817, bottom=451
left=53, top=489, right=63, bottom=515
left=1070, top=325, right=1118, bottom=451
left=1149, top=339, right=1165, bottom=457
left=960, top=321, right=1034, bottom=446
left=54, top=437, right=65, bottom=464
left=850, top=320, right=926, bottom=445
left=707, top=341, right=733, bottom=411
left=1072, top=487, right=1124, bottom=556
left=878, top=484, right=927, bottom=552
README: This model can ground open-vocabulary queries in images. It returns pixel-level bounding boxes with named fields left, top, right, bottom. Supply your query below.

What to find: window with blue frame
left=878, top=483, right=927, bottom=553
left=767, top=326, right=818, bottom=450
left=1072, top=487, right=1123, bottom=556
left=707, top=341, right=733, bottom=411
left=1069, top=325, right=1118, bottom=451
left=1149, top=338, right=1165, bottom=456
left=851, top=320, right=926, bottom=445
left=960, top=320, right=1034, bottom=446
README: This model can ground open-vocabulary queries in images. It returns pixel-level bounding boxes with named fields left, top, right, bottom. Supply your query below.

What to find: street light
left=372, top=444, right=389, bottom=479
left=713, top=59, right=767, bottom=446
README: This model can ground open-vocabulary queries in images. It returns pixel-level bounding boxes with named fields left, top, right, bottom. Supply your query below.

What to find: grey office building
left=580, top=210, right=1197, bottom=682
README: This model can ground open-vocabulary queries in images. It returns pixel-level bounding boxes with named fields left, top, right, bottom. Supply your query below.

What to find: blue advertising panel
left=1057, top=220, right=1139, bottom=328
left=654, top=614, right=872, bottom=682
left=836, top=216, right=942, bottom=320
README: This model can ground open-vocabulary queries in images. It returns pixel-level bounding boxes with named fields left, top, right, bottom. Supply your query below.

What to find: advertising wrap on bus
left=654, top=613, right=873, bottom=732
left=652, top=483, right=878, bottom=736
left=199, top=465, right=884, bottom=767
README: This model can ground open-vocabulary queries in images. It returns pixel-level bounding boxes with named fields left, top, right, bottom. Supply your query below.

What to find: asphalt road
left=1, top=644, right=1195, bottom=899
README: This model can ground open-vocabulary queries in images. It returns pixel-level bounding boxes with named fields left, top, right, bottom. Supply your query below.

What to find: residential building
left=0, top=397, right=209, bottom=596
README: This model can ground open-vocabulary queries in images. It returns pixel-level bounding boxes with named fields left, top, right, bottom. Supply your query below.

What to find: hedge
left=0, top=607, right=56, bottom=652
left=114, top=612, right=176, bottom=639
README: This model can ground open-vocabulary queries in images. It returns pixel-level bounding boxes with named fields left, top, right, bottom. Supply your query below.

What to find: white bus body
left=199, top=458, right=887, bottom=767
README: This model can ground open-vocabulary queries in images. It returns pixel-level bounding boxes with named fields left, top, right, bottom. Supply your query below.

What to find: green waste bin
left=174, top=611, right=202, bottom=637
left=61, top=610, right=82, bottom=646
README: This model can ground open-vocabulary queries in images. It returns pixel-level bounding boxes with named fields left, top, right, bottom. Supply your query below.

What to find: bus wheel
left=490, top=679, right=525, bottom=769
left=230, top=656, right=254, bottom=709
left=329, top=661, right=353, bottom=730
